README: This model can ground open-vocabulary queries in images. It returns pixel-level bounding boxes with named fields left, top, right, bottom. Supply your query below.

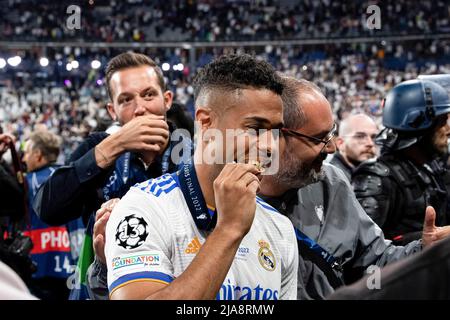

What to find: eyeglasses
left=344, top=132, right=377, bottom=143
left=281, top=123, right=337, bottom=152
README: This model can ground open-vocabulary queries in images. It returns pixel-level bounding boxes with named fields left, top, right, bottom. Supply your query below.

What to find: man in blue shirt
left=23, top=130, right=81, bottom=299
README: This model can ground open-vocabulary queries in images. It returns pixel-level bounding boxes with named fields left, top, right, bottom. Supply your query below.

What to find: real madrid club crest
left=115, top=214, right=149, bottom=249
left=258, top=240, right=276, bottom=271
left=315, top=205, right=324, bottom=224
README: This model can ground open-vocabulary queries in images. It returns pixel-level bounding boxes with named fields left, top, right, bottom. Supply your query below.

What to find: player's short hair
left=105, top=52, right=165, bottom=100
left=28, top=130, right=61, bottom=163
left=193, top=54, right=284, bottom=110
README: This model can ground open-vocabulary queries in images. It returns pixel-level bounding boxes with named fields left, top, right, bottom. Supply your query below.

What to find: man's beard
left=418, top=132, right=448, bottom=159
left=348, top=150, right=375, bottom=167
left=431, top=136, right=449, bottom=156
left=274, top=149, right=326, bottom=189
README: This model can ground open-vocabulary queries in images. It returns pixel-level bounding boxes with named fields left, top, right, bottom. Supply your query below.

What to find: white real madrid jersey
left=105, top=174, right=298, bottom=300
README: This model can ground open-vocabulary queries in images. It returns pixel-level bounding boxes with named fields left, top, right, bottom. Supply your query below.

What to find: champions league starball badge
left=115, top=214, right=149, bottom=249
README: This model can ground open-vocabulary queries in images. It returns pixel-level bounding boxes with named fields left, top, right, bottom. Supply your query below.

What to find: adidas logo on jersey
left=185, top=236, right=202, bottom=254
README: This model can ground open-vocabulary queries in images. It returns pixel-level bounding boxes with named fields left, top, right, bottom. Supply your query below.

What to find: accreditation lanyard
left=175, top=160, right=216, bottom=231
left=294, top=227, right=338, bottom=266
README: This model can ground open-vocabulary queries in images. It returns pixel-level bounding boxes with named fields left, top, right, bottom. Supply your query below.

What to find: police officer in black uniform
left=353, top=76, right=450, bottom=245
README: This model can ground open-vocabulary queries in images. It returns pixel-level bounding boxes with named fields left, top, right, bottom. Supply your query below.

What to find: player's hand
left=93, top=198, right=120, bottom=265
left=213, top=163, right=261, bottom=237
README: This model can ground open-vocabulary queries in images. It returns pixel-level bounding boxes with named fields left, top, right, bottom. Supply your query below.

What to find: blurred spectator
left=23, top=130, right=83, bottom=300
left=0, top=131, right=35, bottom=287
left=329, top=113, right=379, bottom=181
left=0, top=132, right=23, bottom=219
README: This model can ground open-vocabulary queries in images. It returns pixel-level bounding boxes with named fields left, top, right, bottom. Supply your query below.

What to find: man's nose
left=258, top=129, right=278, bottom=158
left=366, top=136, right=375, bottom=147
left=325, top=138, right=337, bottom=154
left=133, top=97, right=147, bottom=116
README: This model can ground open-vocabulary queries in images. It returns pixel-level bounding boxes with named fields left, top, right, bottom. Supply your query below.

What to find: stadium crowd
left=2, top=40, right=450, bottom=160
left=1, top=0, right=450, bottom=302
left=1, top=0, right=449, bottom=42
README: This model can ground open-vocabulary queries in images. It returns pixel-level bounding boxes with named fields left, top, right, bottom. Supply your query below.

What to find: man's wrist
left=95, top=134, right=123, bottom=168
left=212, top=224, right=246, bottom=245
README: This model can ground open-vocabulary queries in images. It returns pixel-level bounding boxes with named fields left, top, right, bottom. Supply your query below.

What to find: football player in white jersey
left=104, top=54, right=298, bottom=300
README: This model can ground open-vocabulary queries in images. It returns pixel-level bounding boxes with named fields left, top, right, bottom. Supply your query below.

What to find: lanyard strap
left=294, top=227, right=344, bottom=289
left=294, top=227, right=337, bottom=266
left=176, top=160, right=216, bottom=231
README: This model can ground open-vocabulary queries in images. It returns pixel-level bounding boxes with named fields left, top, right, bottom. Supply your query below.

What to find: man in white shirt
left=104, top=54, right=298, bottom=300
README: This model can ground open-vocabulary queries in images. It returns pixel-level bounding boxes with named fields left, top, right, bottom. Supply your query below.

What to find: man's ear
left=163, top=90, right=174, bottom=112
left=35, top=149, right=44, bottom=163
left=106, top=103, right=117, bottom=121
left=335, top=136, right=345, bottom=151
left=195, top=107, right=215, bottom=131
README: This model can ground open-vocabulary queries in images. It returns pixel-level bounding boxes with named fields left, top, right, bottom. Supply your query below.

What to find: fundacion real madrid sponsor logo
left=257, top=240, right=276, bottom=271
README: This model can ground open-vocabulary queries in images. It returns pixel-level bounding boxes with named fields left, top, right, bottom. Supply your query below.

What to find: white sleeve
left=280, top=225, right=298, bottom=300
left=105, top=187, right=174, bottom=296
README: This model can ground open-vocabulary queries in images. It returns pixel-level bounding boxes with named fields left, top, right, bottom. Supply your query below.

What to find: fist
left=213, top=163, right=261, bottom=236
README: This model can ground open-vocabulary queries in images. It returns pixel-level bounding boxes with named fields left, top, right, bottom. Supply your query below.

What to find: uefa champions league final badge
left=258, top=240, right=276, bottom=272
left=115, top=214, right=150, bottom=249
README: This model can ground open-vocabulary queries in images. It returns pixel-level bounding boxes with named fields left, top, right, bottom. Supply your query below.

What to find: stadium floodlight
left=162, top=63, right=170, bottom=71
left=40, top=57, right=49, bottom=67
left=7, top=56, right=21, bottom=67
left=0, top=58, right=6, bottom=69
left=173, top=63, right=184, bottom=71
left=71, top=60, right=79, bottom=69
left=66, top=63, right=73, bottom=71
left=91, top=60, right=101, bottom=69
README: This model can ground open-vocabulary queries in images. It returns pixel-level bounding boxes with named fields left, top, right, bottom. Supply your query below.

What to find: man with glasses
left=329, top=113, right=379, bottom=181
left=260, top=77, right=450, bottom=299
